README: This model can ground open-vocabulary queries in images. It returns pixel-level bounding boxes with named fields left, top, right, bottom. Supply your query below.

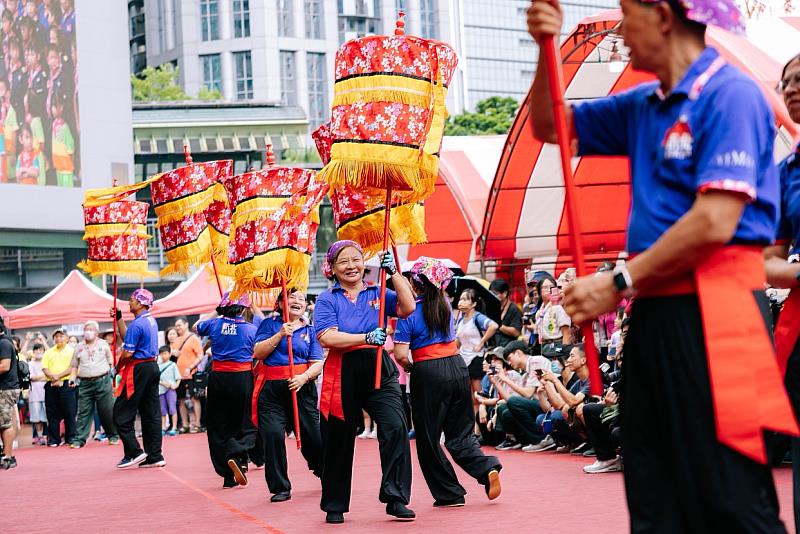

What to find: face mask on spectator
left=84, top=330, right=96, bottom=342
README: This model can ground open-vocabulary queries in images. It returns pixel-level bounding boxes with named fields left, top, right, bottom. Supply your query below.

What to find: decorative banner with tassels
left=313, top=123, right=427, bottom=255
left=150, top=159, right=233, bottom=276
left=317, top=13, right=458, bottom=204
left=221, top=148, right=328, bottom=294
left=77, top=200, right=155, bottom=278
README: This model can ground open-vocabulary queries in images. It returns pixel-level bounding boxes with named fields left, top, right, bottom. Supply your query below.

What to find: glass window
left=277, top=0, right=293, bottom=36
left=233, top=0, right=251, bottom=38
left=307, top=52, right=328, bottom=129
left=305, top=0, right=324, bottom=39
left=200, top=54, right=222, bottom=93
left=200, top=0, right=219, bottom=41
left=234, top=51, right=254, bottom=100
left=419, top=0, right=437, bottom=39
left=280, top=51, right=297, bottom=106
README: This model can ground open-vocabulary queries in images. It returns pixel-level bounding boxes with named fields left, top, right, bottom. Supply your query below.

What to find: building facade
left=131, top=0, right=617, bottom=120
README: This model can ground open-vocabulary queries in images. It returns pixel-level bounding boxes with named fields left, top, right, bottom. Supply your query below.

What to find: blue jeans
left=536, top=409, right=581, bottom=445
left=498, top=396, right=544, bottom=445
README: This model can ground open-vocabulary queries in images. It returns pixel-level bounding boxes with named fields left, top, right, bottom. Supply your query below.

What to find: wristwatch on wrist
left=612, top=265, right=635, bottom=297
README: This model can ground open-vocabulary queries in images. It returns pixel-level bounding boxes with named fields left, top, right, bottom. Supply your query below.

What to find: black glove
left=115, top=309, right=122, bottom=320
left=365, top=327, right=387, bottom=346
left=379, top=250, right=397, bottom=276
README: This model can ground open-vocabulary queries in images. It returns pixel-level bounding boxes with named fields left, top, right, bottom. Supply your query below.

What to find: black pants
left=113, top=360, right=163, bottom=462
left=44, top=382, right=76, bottom=445
left=583, top=402, right=618, bottom=461
left=320, top=348, right=411, bottom=513
left=783, top=333, right=800, bottom=533
left=623, top=295, right=785, bottom=533
left=206, top=370, right=257, bottom=480
left=258, top=379, right=322, bottom=494
left=410, top=355, right=501, bottom=502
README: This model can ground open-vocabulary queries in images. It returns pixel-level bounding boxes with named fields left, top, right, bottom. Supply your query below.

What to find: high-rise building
left=132, top=0, right=617, bottom=124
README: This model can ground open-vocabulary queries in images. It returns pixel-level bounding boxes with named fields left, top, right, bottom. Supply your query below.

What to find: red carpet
left=3, top=435, right=796, bottom=533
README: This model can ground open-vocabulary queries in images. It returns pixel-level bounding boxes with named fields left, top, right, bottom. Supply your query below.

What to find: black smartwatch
left=612, top=265, right=635, bottom=297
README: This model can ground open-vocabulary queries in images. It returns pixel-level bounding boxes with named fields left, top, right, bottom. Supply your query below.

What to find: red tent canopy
left=7, top=271, right=130, bottom=329
left=151, top=266, right=223, bottom=318
left=0, top=304, right=9, bottom=321
left=480, top=11, right=800, bottom=276
left=407, top=136, right=502, bottom=271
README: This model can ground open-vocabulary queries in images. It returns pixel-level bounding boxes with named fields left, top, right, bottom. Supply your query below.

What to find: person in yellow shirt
left=41, top=329, right=76, bottom=447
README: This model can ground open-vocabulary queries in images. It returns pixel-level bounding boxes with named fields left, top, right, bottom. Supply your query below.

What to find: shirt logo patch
left=714, top=150, right=755, bottom=169
left=369, top=299, right=380, bottom=310
left=221, top=322, right=238, bottom=336
left=662, top=116, right=693, bottom=160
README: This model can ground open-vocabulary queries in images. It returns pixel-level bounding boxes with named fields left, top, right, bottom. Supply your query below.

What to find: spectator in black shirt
left=488, top=279, right=522, bottom=348
left=0, top=316, right=20, bottom=469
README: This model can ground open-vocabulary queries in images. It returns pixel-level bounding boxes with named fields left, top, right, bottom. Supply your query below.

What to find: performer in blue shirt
left=252, top=288, right=323, bottom=503
left=528, top=0, right=798, bottom=531
left=393, top=257, right=501, bottom=507
left=766, top=51, right=800, bottom=533
left=194, top=292, right=259, bottom=488
left=314, top=240, right=416, bottom=524
left=111, top=288, right=164, bottom=469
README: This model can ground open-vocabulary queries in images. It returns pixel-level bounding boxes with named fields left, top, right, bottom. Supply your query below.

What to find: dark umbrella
left=447, top=276, right=501, bottom=324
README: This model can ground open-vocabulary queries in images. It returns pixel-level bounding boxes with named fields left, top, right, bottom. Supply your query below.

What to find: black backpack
left=0, top=334, right=28, bottom=390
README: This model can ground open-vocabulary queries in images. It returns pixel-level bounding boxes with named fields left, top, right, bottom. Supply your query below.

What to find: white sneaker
left=368, top=429, right=378, bottom=439
left=522, top=435, right=556, bottom=453
left=583, top=456, right=623, bottom=474
left=357, top=431, right=370, bottom=439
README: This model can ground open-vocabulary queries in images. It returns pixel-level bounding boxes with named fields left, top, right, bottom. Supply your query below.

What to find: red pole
left=209, top=255, right=224, bottom=298
left=282, top=280, right=302, bottom=449
left=112, top=275, right=118, bottom=368
left=538, top=34, right=602, bottom=396
left=374, top=185, right=393, bottom=389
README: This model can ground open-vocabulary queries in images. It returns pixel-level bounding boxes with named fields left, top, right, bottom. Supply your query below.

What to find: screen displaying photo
left=1, top=0, right=79, bottom=187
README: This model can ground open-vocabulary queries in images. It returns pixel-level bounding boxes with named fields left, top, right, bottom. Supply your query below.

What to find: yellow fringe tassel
left=333, top=88, right=431, bottom=109
left=232, top=198, right=321, bottom=229
left=154, top=189, right=215, bottom=227
left=338, top=203, right=427, bottom=256
left=208, top=226, right=235, bottom=277
left=319, top=160, right=437, bottom=205
left=160, top=228, right=213, bottom=277
left=82, top=223, right=149, bottom=240
left=77, top=259, right=156, bottom=278
left=231, top=249, right=312, bottom=295
left=83, top=176, right=159, bottom=207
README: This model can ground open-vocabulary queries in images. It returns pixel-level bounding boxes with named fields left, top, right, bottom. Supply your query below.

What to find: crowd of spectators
left=457, top=267, right=628, bottom=475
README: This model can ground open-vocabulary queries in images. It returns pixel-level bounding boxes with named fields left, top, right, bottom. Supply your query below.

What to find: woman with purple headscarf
left=314, top=240, right=416, bottom=524
left=393, top=257, right=502, bottom=508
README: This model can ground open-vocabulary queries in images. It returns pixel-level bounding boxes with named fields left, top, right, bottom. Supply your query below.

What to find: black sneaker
left=227, top=457, right=248, bottom=486
left=0, top=456, right=17, bottom=469
left=386, top=502, right=415, bottom=521
left=582, top=447, right=597, bottom=457
left=223, top=477, right=238, bottom=488
left=495, top=438, right=521, bottom=451
left=433, top=496, right=465, bottom=507
left=139, top=458, right=167, bottom=468
left=117, top=452, right=148, bottom=469
left=270, top=491, right=291, bottom=503
left=326, top=512, right=345, bottom=524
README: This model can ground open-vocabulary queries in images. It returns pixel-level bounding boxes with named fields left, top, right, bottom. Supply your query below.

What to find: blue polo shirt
left=254, top=317, right=323, bottom=366
left=777, top=148, right=800, bottom=255
left=123, top=311, right=158, bottom=360
left=196, top=316, right=257, bottom=363
left=314, top=283, right=399, bottom=336
left=394, top=298, right=455, bottom=350
left=573, top=47, right=779, bottom=254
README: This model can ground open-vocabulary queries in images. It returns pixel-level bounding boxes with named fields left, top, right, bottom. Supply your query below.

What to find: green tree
left=131, top=63, right=190, bottom=101
left=197, top=86, right=223, bottom=100
left=443, top=96, right=520, bottom=136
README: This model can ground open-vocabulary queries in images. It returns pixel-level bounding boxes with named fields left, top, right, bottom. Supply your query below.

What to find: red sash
left=776, top=290, right=800, bottom=375
left=319, top=344, right=372, bottom=421
left=412, top=341, right=458, bottom=363
left=640, top=246, right=799, bottom=463
left=250, top=362, right=309, bottom=427
left=211, top=360, right=252, bottom=372
left=113, top=358, right=154, bottom=399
